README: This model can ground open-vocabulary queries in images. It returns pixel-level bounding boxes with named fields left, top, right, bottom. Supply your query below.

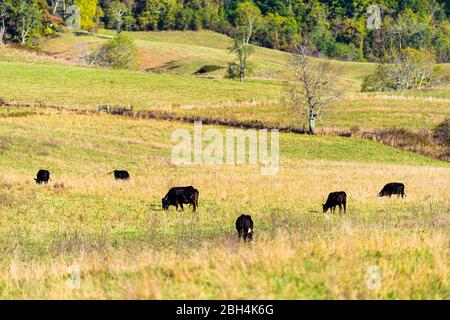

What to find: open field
left=40, top=30, right=375, bottom=89
left=0, top=57, right=282, bottom=108
left=0, top=110, right=448, bottom=299
left=0, top=29, right=449, bottom=299
left=1, top=48, right=449, bottom=133
left=150, top=95, right=450, bottom=131
left=383, top=85, right=450, bottom=99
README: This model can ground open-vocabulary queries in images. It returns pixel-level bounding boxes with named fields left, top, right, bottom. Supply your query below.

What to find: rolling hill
left=0, top=28, right=449, bottom=300
left=1, top=30, right=449, bottom=135
left=40, top=29, right=375, bottom=90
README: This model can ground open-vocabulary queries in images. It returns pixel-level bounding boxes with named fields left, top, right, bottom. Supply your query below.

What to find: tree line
left=0, top=0, right=448, bottom=63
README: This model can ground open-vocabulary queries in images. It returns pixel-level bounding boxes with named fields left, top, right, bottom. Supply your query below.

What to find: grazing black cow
left=35, top=169, right=50, bottom=184
left=323, top=191, right=347, bottom=214
left=235, top=214, right=254, bottom=242
left=109, top=170, right=130, bottom=180
left=378, top=182, right=406, bottom=198
left=162, top=186, right=199, bottom=212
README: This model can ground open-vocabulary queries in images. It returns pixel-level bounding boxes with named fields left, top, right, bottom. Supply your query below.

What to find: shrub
left=89, top=34, right=138, bottom=69
left=226, top=61, right=253, bottom=79
left=226, top=62, right=240, bottom=79
left=310, top=29, right=336, bottom=57
left=331, top=42, right=361, bottom=61
left=361, top=64, right=394, bottom=92
left=361, top=48, right=444, bottom=92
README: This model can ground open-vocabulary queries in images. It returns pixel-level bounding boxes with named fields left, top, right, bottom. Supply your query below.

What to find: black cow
left=162, top=186, right=199, bottom=212
left=235, top=214, right=254, bottom=242
left=109, top=170, right=130, bottom=180
left=378, top=182, right=406, bottom=198
left=35, top=169, right=50, bottom=184
left=323, top=191, right=347, bottom=214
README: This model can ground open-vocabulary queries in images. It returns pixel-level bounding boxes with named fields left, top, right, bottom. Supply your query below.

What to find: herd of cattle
left=33, top=169, right=407, bottom=242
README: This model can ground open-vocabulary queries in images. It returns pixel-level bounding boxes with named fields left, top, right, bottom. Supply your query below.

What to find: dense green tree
left=96, top=0, right=450, bottom=62
left=257, top=12, right=298, bottom=50
left=4, top=0, right=43, bottom=44
left=1, top=0, right=448, bottom=62
left=432, top=21, right=450, bottom=63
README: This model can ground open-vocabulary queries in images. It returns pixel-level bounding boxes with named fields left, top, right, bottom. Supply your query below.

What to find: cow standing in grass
left=35, top=169, right=50, bottom=184
left=162, top=186, right=199, bottom=212
left=109, top=170, right=130, bottom=180
left=378, top=182, right=406, bottom=198
left=236, top=214, right=254, bottom=242
left=323, top=191, right=347, bottom=214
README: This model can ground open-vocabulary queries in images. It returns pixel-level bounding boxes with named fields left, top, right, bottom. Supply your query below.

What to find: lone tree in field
left=229, top=0, right=261, bottom=83
left=287, top=46, right=343, bottom=135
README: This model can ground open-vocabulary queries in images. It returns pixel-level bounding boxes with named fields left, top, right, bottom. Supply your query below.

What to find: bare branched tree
left=286, top=46, right=343, bottom=135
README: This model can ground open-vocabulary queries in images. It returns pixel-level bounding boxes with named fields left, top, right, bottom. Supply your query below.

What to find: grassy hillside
left=0, top=28, right=449, bottom=300
left=0, top=109, right=448, bottom=299
left=1, top=41, right=449, bottom=132
left=40, top=30, right=375, bottom=90
left=152, top=95, right=450, bottom=131
left=0, top=57, right=282, bottom=108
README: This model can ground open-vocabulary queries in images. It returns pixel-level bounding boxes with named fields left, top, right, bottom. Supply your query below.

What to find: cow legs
left=179, top=203, right=184, bottom=211
left=344, top=202, right=347, bottom=214
left=243, top=232, right=251, bottom=242
left=339, top=205, right=342, bottom=214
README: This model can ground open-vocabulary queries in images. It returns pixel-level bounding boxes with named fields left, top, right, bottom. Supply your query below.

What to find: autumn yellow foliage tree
left=75, top=0, right=98, bottom=31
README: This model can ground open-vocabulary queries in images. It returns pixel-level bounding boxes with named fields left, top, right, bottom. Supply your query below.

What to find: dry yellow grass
left=0, top=111, right=448, bottom=299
